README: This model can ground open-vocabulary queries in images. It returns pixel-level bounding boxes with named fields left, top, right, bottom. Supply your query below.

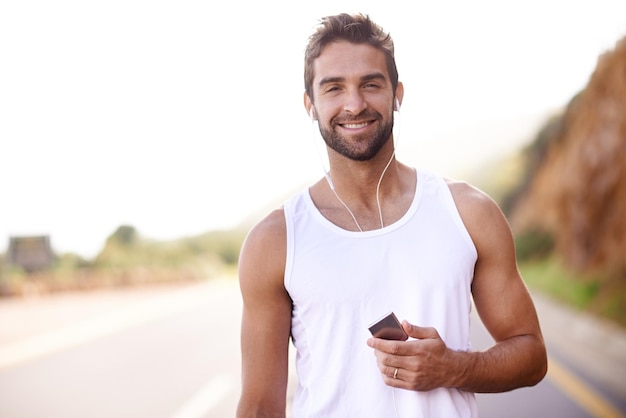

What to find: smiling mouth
left=339, top=121, right=373, bottom=129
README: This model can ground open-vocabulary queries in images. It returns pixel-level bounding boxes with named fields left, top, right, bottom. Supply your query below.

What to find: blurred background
left=1, top=0, right=625, bottom=417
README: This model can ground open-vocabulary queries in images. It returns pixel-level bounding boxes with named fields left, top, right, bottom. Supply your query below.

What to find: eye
left=363, top=82, right=381, bottom=89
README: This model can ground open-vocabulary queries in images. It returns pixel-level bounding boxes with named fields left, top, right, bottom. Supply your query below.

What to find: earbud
left=309, top=108, right=316, bottom=121
left=395, top=98, right=401, bottom=112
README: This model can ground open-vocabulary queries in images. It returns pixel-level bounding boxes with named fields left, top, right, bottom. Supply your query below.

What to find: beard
left=318, top=110, right=394, bottom=161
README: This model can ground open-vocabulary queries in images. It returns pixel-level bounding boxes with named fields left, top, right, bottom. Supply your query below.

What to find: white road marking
left=171, top=374, right=235, bottom=418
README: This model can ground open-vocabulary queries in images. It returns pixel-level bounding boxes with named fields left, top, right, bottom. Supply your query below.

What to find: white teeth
left=343, top=122, right=368, bottom=129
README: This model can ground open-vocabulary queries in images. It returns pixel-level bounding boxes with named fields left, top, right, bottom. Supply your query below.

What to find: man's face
left=309, top=41, right=395, bottom=162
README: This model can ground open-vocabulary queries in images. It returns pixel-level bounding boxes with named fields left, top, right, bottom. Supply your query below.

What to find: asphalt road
left=0, top=278, right=624, bottom=417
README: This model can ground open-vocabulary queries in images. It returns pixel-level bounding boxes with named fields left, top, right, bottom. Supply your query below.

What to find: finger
left=379, top=365, right=401, bottom=382
left=367, top=337, right=406, bottom=355
left=381, top=367, right=413, bottom=390
left=402, top=321, right=439, bottom=340
left=392, top=366, right=400, bottom=380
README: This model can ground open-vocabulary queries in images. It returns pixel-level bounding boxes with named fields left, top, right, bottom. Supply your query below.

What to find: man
left=237, top=13, right=547, bottom=418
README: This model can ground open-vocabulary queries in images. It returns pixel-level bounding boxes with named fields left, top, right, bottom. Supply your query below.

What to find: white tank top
left=283, top=169, right=478, bottom=418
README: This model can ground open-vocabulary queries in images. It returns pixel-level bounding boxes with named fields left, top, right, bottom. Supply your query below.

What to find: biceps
left=474, top=273, right=540, bottom=341
left=471, top=220, right=541, bottom=341
left=239, top=282, right=292, bottom=403
left=240, top=301, right=291, bottom=379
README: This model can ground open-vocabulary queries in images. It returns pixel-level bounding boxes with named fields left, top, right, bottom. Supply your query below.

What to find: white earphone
left=395, top=98, right=401, bottom=112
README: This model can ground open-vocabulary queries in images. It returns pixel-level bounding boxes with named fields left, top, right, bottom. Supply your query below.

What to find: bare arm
left=236, top=209, right=293, bottom=417
left=457, top=181, right=547, bottom=392
left=368, top=181, right=547, bottom=392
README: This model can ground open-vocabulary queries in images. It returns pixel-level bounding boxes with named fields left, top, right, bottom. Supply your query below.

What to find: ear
left=394, top=82, right=405, bottom=111
left=304, top=92, right=315, bottom=120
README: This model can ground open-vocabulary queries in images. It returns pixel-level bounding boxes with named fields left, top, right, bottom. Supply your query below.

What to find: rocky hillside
left=508, top=35, right=626, bottom=280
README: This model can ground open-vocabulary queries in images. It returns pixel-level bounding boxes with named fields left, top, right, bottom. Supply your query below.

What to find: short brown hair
left=304, top=13, right=398, bottom=102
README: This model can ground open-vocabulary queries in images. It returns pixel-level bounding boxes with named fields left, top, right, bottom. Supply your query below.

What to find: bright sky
left=2, top=0, right=625, bottom=258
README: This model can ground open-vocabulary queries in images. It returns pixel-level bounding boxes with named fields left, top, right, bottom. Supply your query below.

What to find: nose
left=343, top=89, right=367, bottom=115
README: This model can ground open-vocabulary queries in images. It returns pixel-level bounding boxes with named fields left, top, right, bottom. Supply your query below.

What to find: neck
left=325, top=148, right=397, bottom=231
left=327, top=146, right=397, bottom=200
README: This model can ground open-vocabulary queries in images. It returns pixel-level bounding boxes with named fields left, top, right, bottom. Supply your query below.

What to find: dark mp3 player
left=368, top=312, right=408, bottom=341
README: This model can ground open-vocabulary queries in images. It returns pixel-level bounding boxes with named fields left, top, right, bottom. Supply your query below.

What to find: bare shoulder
left=243, top=208, right=287, bottom=254
left=445, top=178, right=502, bottom=224
left=239, top=208, right=288, bottom=295
left=444, top=177, right=515, bottom=262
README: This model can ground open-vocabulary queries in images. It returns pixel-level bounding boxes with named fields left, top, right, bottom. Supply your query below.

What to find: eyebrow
left=318, top=72, right=387, bottom=88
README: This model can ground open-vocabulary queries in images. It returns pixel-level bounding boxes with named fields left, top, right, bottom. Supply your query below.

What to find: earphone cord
left=379, top=103, right=402, bottom=228
left=312, top=105, right=401, bottom=231
left=325, top=149, right=392, bottom=231
left=376, top=149, right=395, bottom=228
left=326, top=173, right=364, bottom=232
left=393, top=387, right=401, bottom=418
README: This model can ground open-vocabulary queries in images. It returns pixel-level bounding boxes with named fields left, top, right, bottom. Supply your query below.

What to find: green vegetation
left=514, top=222, right=601, bottom=313
left=514, top=228, right=555, bottom=262
left=520, top=258, right=599, bottom=309
left=520, top=257, right=626, bottom=327
left=507, top=181, right=626, bottom=328
left=0, top=224, right=247, bottom=296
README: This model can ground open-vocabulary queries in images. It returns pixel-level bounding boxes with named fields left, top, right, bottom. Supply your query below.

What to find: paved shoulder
left=533, top=291, right=626, bottom=401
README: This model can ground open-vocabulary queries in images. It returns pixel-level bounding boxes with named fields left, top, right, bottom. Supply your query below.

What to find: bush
left=515, top=229, right=555, bottom=261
